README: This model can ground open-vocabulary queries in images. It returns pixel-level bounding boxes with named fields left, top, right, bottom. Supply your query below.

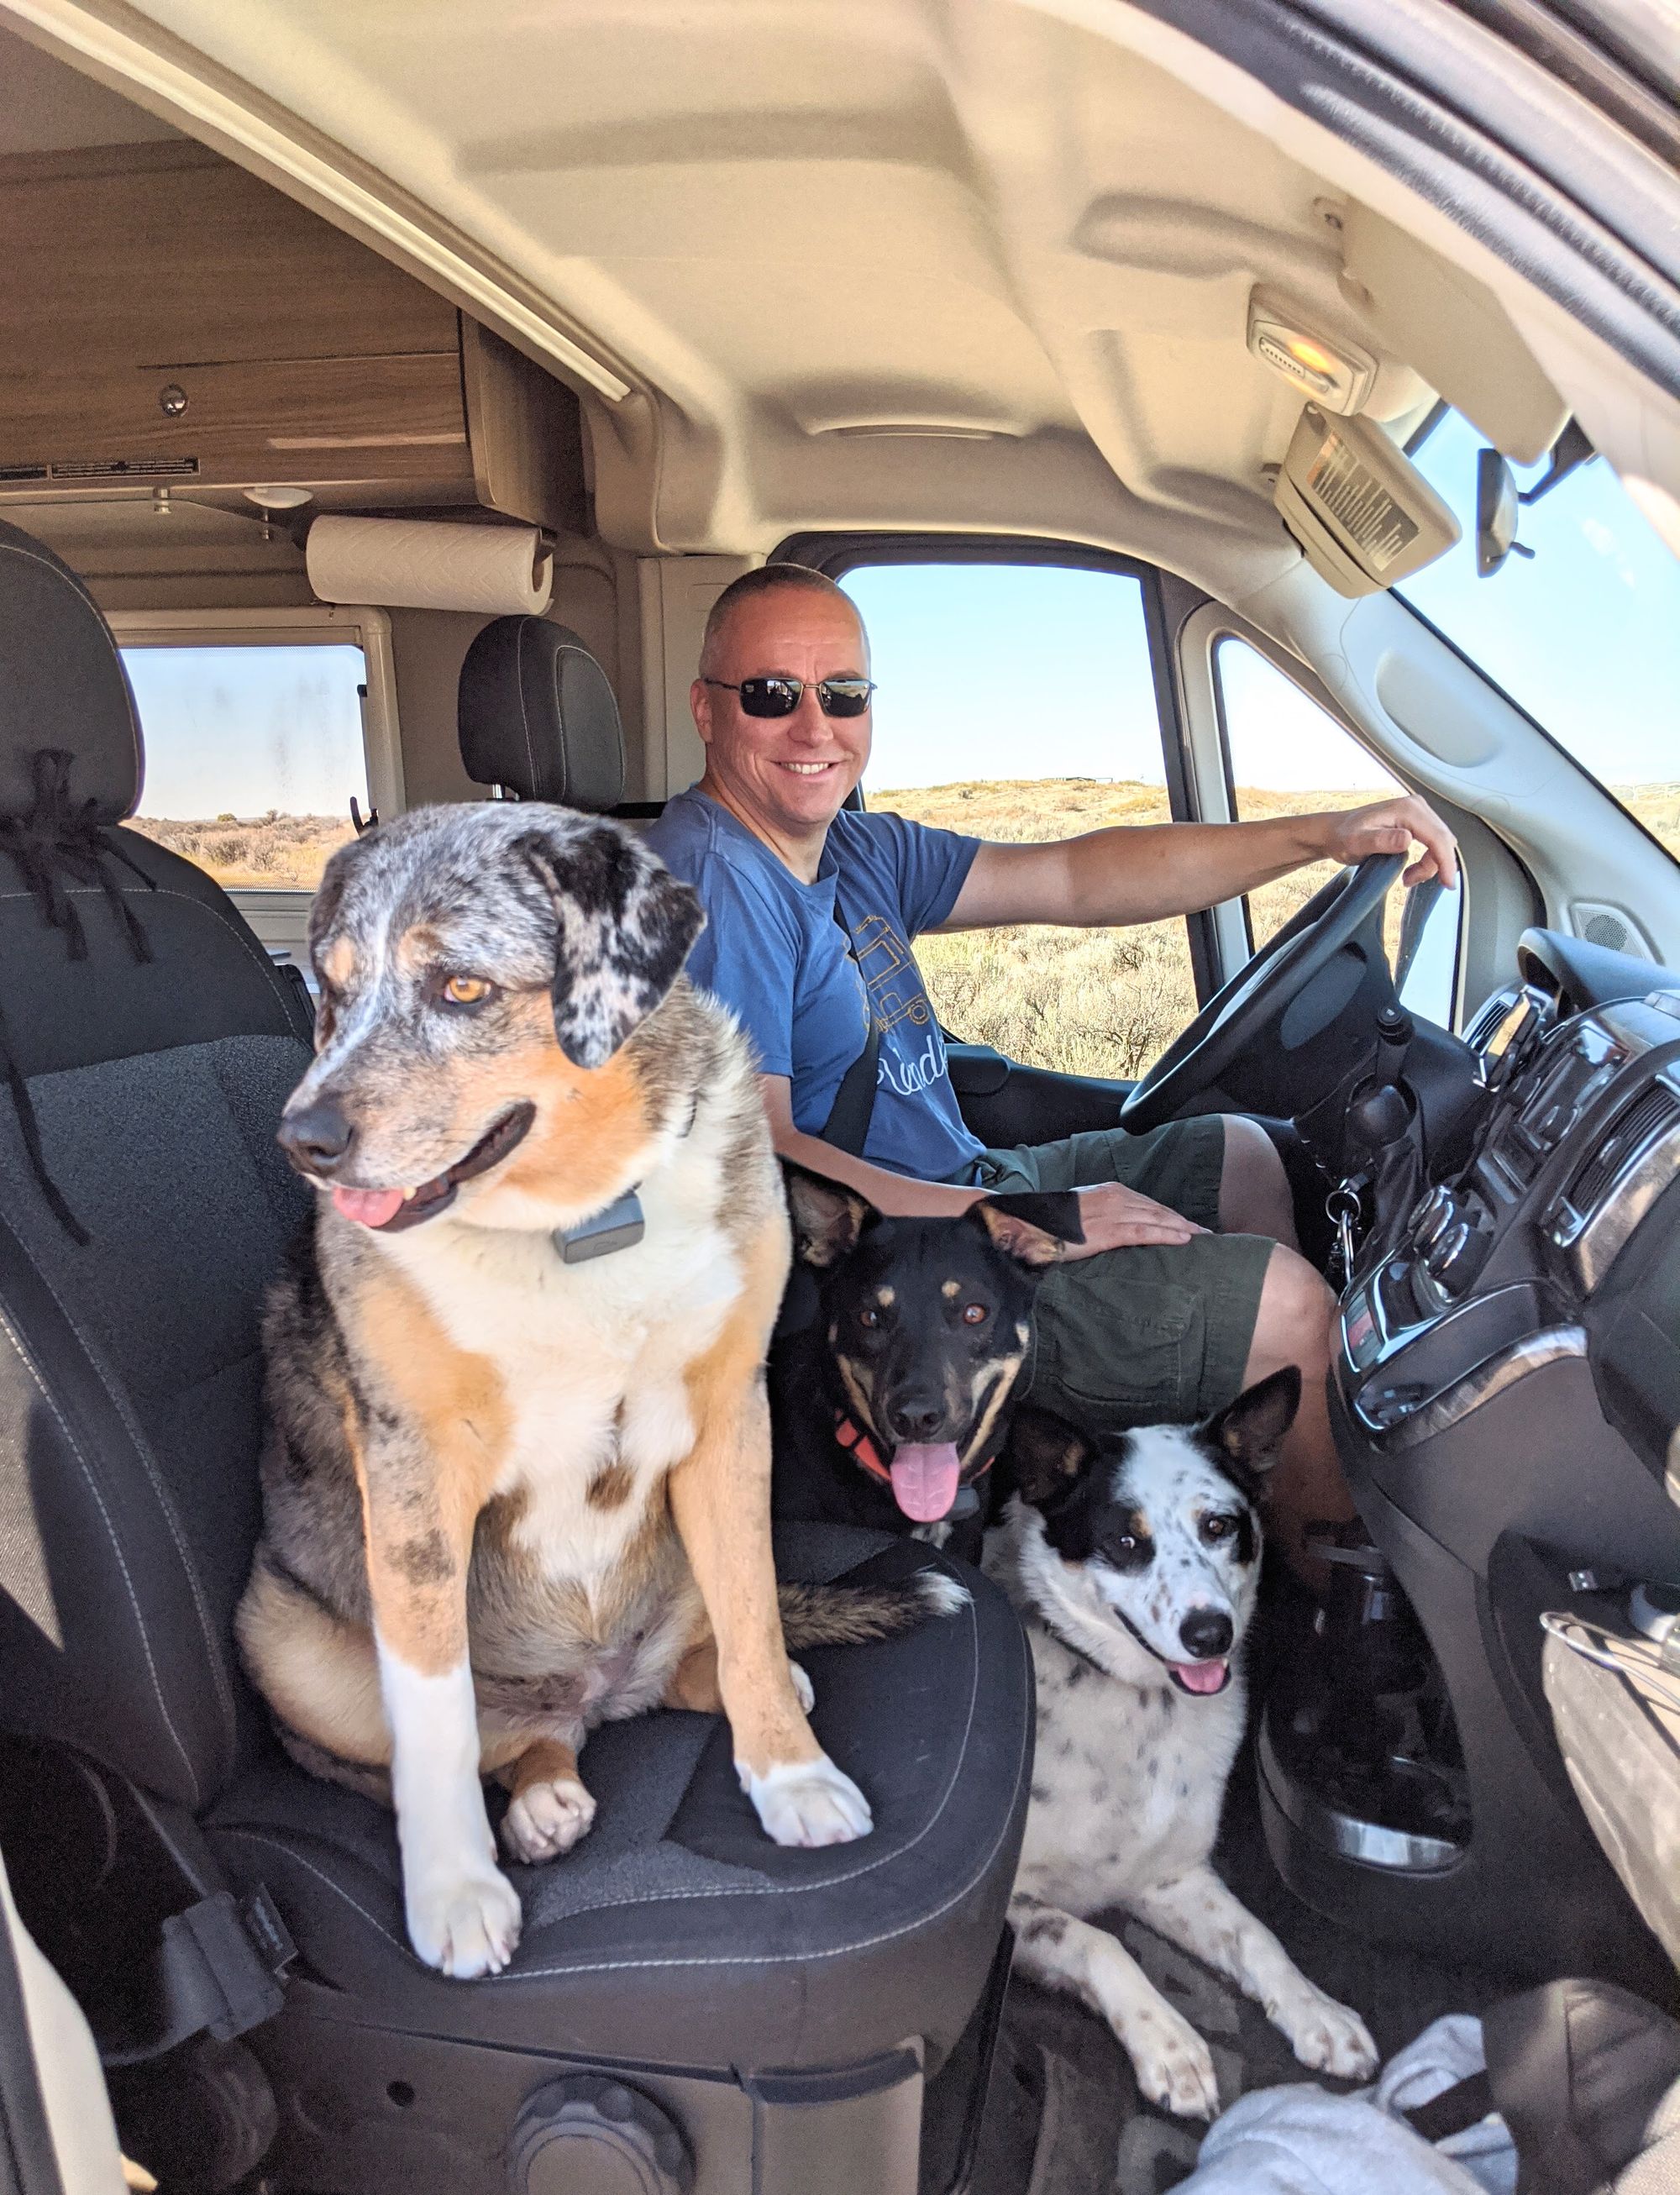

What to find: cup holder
left=1262, top=1525, right=1470, bottom=1875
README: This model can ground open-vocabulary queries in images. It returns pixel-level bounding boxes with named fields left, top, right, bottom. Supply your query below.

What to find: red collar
left=832, top=1410, right=995, bottom=1486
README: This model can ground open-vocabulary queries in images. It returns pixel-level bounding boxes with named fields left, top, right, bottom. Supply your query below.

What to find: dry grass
left=874, top=778, right=1680, bottom=1078
left=143, top=780, right=1680, bottom=1079
left=130, top=811, right=353, bottom=889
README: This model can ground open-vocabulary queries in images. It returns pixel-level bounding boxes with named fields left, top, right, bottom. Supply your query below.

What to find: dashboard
left=1337, top=928, right=1680, bottom=1504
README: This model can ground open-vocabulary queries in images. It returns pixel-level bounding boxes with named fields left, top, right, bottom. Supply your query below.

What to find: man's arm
left=937, top=794, right=1458, bottom=932
left=760, top=1078, right=1200, bottom=1252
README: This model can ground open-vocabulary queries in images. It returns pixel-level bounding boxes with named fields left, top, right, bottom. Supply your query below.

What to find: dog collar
left=833, top=1412, right=891, bottom=1484
left=832, top=1410, right=993, bottom=1520
left=553, top=1189, right=645, bottom=1264
left=549, top=1094, right=701, bottom=1264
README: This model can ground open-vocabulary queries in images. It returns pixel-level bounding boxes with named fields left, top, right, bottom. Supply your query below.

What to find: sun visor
left=1275, top=405, right=1460, bottom=598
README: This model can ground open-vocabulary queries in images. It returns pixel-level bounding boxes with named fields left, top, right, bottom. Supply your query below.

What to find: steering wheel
left=1119, top=853, right=1406, bottom=1133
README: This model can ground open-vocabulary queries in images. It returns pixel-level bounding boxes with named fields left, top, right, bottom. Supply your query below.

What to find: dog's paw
left=788, top=1661, right=816, bottom=1714
left=501, top=1773, right=597, bottom=1866
left=405, top=1860, right=522, bottom=1979
left=1278, top=1987, right=1379, bottom=2081
left=738, top=1753, right=872, bottom=1846
left=1117, top=2005, right=1221, bottom=2120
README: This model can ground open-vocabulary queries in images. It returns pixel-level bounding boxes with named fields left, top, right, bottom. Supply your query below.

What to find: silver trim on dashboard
left=1360, top=1326, right=1589, bottom=1450
left=1257, top=1719, right=1462, bottom=1875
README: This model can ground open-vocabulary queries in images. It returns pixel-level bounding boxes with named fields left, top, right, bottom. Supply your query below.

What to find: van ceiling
left=0, top=3, right=1578, bottom=599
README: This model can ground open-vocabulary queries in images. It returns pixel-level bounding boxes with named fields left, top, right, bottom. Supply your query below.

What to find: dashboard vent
left=1568, top=1084, right=1680, bottom=1216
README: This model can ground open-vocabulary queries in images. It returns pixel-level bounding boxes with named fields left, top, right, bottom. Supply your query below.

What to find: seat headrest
left=458, top=615, right=625, bottom=812
left=0, top=519, right=142, bottom=824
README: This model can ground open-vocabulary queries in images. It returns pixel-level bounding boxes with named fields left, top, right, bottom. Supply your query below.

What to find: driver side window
left=1213, top=638, right=1461, bottom=1026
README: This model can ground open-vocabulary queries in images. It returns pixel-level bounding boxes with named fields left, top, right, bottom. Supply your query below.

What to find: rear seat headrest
left=457, top=615, right=625, bottom=813
left=0, top=517, right=142, bottom=822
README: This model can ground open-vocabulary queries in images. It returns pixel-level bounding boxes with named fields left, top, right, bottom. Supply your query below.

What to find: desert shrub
left=877, top=777, right=1680, bottom=1079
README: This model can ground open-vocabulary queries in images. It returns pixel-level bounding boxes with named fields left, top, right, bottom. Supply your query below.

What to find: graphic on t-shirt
left=853, top=912, right=934, bottom=1035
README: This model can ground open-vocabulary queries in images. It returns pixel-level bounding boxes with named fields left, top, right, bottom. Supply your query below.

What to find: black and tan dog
left=236, top=804, right=960, bottom=1980
left=771, top=1166, right=1080, bottom=1551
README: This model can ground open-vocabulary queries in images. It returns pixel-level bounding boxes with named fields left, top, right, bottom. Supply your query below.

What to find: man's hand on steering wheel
left=1312, top=795, right=1459, bottom=891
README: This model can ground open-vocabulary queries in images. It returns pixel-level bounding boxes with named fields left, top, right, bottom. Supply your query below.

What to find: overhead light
left=1247, top=289, right=1376, bottom=416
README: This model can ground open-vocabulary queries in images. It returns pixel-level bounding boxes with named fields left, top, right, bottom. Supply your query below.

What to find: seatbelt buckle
left=159, top=1888, right=295, bottom=2045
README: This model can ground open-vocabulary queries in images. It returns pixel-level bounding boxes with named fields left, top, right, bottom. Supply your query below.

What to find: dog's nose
left=279, top=1100, right=356, bottom=1174
left=885, top=1394, right=946, bottom=1443
left=1179, top=1608, right=1233, bottom=1662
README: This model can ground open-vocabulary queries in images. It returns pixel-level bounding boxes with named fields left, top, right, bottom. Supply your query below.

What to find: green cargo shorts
left=969, top=1117, right=1276, bottom=1433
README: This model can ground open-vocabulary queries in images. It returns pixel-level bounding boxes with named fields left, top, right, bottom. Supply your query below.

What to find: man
left=646, top=565, right=1457, bottom=1564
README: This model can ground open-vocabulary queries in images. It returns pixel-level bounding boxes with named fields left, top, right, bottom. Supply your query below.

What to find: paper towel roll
left=306, top=516, right=554, bottom=616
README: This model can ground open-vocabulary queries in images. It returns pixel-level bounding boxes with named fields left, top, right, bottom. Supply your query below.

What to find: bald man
left=646, top=564, right=1457, bottom=1567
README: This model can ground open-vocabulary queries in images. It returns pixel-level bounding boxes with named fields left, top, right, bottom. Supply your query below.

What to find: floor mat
left=968, top=1762, right=1510, bottom=2195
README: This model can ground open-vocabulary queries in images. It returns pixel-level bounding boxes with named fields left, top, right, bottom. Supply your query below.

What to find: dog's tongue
left=1172, top=1658, right=1229, bottom=1695
left=331, top=1186, right=407, bottom=1229
left=889, top=1443, right=962, bottom=1522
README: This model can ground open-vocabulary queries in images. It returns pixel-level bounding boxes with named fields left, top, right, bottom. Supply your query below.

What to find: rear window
left=123, top=641, right=369, bottom=890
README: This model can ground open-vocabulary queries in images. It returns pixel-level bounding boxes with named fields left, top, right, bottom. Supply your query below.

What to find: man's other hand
left=1316, top=795, right=1459, bottom=890
left=1065, top=1181, right=1204, bottom=1257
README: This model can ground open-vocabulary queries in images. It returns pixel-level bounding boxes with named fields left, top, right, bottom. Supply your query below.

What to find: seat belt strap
left=102, top=1890, right=295, bottom=2068
left=822, top=898, right=879, bottom=1158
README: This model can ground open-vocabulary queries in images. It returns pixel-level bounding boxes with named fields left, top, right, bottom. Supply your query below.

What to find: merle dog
left=770, top=1163, right=1082, bottom=1555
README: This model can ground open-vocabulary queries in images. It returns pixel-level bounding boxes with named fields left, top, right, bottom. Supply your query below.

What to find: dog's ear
left=1202, top=1365, right=1301, bottom=1483
left=783, top=1162, right=878, bottom=1268
left=969, top=1189, right=1084, bottom=1271
left=517, top=816, right=704, bottom=1069
left=1005, top=1403, right=1094, bottom=1507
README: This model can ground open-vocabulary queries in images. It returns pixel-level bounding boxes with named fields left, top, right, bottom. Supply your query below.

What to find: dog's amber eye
left=961, top=1301, right=988, bottom=1325
left=1201, top=1515, right=1235, bottom=1543
left=858, top=1306, right=880, bottom=1329
left=1116, top=1533, right=1137, bottom=1553
left=441, top=975, right=496, bottom=1007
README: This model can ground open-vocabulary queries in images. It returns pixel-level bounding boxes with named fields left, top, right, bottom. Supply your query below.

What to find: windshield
left=1401, top=407, right=1680, bottom=856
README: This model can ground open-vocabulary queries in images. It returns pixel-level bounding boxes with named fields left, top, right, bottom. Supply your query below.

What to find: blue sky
left=1402, top=407, right=1680, bottom=785
left=126, top=643, right=368, bottom=819
left=125, top=407, right=1677, bottom=822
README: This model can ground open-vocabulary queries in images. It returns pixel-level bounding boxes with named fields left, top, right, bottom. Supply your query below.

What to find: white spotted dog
left=237, top=804, right=960, bottom=1981
left=990, top=1368, right=1378, bottom=2119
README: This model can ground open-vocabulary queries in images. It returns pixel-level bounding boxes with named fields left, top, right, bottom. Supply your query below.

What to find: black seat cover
left=457, top=615, right=625, bottom=810
left=0, top=517, right=313, bottom=1810
left=210, top=1528, right=1029, bottom=2069
left=0, top=523, right=1032, bottom=2183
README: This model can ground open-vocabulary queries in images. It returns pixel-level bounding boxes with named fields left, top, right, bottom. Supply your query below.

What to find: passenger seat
left=0, top=565, right=1032, bottom=2195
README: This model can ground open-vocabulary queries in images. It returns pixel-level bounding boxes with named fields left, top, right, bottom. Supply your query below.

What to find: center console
left=1259, top=971, right=1680, bottom=1985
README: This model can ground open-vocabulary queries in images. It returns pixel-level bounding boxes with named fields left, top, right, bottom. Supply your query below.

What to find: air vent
left=0, top=464, right=49, bottom=483
left=47, top=456, right=200, bottom=480
left=1568, top=1084, right=1680, bottom=1216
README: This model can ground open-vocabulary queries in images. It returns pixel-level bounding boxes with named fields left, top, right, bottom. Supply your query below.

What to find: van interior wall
left=39, top=520, right=643, bottom=817
left=386, top=539, right=646, bottom=808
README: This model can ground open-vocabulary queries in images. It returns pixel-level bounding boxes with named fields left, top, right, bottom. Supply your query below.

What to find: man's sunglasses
left=703, top=675, right=875, bottom=719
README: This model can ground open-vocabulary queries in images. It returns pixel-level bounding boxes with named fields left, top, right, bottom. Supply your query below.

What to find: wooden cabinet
left=0, top=140, right=582, bottom=528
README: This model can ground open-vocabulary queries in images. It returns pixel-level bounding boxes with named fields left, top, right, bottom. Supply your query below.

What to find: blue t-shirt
left=647, top=787, right=984, bottom=1182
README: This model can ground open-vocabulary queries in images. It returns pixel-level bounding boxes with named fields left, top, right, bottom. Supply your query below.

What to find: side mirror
left=1476, top=449, right=1526, bottom=577
left=1394, top=874, right=1459, bottom=1027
